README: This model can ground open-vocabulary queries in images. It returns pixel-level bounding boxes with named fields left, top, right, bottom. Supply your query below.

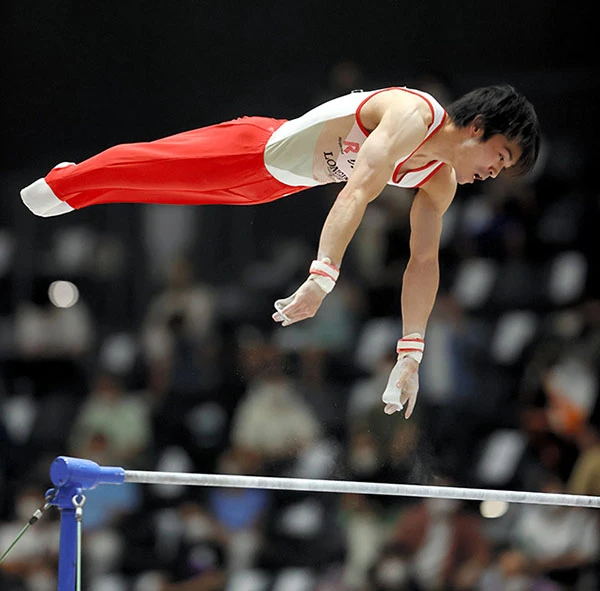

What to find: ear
left=471, top=114, right=485, bottom=137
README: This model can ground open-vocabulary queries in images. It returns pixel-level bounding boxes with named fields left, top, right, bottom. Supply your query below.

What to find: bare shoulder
left=420, top=164, right=456, bottom=214
left=360, top=88, right=434, bottom=131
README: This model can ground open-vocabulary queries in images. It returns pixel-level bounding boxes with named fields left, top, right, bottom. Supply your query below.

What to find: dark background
left=2, top=0, right=597, bottom=169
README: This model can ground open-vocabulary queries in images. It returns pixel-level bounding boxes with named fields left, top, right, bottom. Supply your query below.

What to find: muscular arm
left=317, top=106, right=428, bottom=266
left=273, top=98, right=432, bottom=327
left=379, top=180, right=454, bottom=417
left=401, top=188, right=448, bottom=336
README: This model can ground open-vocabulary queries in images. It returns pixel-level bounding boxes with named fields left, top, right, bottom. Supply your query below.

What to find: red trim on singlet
left=356, top=86, right=438, bottom=138
left=392, top=160, right=437, bottom=184
left=414, top=161, right=446, bottom=188
left=397, top=87, right=436, bottom=127
left=398, top=160, right=438, bottom=175
left=355, top=88, right=401, bottom=136
left=392, top=110, right=447, bottom=184
left=354, top=87, right=447, bottom=187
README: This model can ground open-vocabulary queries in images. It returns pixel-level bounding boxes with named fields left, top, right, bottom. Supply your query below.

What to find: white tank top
left=264, top=87, right=447, bottom=189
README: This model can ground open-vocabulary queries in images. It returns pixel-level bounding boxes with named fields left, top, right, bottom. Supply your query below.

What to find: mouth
left=473, top=173, right=483, bottom=181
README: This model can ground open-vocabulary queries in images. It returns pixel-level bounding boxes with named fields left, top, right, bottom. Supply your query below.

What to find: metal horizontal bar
left=124, top=470, right=600, bottom=508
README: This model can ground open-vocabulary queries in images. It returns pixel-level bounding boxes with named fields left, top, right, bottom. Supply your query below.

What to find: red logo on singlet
left=343, top=141, right=360, bottom=153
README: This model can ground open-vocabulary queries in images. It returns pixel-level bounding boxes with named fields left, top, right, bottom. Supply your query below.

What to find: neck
left=425, top=119, right=464, bottom=167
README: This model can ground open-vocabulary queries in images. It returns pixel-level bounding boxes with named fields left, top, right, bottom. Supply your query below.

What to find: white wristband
left=309, top=259, right=340, bottom=294
left=396, top=333, right=424, bottom=364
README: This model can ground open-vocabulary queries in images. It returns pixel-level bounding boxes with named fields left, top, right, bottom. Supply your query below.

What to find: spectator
left=483, top=471, right=599, bottom=590
left=372, top=487, right=490, bottom=590
left=149, top=308, right=226, bottom=464
left=207, top=448, right=270, bottom=574
left=296, top=346, right=348, bottom=439
left=168, top=500, right=226, bottom=590
left=13, top=277, right=95, bottom=362
left=10, top=276, right=94, bottom=400
left=229, top=339, right=322, bottom=472
left=345, top=428, right=388, bottom=484
left=141, top=256, right=218, bottom=399
left=340, top=492, right=388, bottom=590
left=568, top=423, right=600, bottom=496
left=68, top=370, right=152, bottom=467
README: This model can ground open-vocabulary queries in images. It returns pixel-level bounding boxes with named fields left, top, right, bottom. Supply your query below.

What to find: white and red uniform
left=21, top=87, right=447, bottom=217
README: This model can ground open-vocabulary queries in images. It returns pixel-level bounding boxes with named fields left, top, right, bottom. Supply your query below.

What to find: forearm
left=401, top=255, right=439, bottom=336
left=317, top=189, right=369, bottom=266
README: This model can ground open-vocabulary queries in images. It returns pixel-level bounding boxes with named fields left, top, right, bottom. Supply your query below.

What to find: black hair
left=446, top=85, right=541, bottom=176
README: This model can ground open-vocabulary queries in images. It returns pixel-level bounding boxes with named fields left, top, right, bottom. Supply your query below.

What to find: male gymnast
left=21, top=84, right=540, bottom=418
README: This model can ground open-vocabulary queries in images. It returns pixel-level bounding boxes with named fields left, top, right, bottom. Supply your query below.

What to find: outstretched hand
left=272, top=278, right=328, bottom=327
left=381, top=356, right=420, bottom=418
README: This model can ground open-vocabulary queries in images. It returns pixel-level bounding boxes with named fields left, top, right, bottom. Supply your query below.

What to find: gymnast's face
left=453, top=125, right=522, bottom=185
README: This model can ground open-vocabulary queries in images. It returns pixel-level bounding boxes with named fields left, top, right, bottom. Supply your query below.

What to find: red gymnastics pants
left=43, top=117, right=310, bottom=211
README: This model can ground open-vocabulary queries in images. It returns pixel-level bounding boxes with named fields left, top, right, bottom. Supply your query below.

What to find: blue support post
left=53, top=486, right=79, bottom=591
left=48, top=457, right=125, bottom=591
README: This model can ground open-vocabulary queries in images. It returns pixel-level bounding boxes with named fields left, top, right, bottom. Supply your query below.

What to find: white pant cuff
left=21, top=178, right=74, bottom=217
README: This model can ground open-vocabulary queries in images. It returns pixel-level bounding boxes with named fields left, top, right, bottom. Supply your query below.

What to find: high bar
left=123, top=469, right=600, bottom=509
left=48, top=457, right=599, bottom=509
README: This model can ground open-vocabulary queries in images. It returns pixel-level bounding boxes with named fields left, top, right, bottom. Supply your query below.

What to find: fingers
left=404, top=393, right=417, bottom=419
left=272, top=300, right=292, bottom=326
left=400, top=379, right=418, bottom=419
left=273, top=279, right=328, bottom=327
left=272, top=295, right=296, bottom=326
left=384, top=361, right=418, bottom=419
left=394, top=366, right=411, bottom=391
left=272, top=284, right=321, bottom=326
left=384, top=403, right=402, bottom=415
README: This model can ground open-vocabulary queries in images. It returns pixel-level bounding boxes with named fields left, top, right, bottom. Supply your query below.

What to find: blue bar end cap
left=51, top=456, right=125, bottom=490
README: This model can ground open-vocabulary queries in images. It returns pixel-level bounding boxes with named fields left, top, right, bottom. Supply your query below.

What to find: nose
left=488, top=166, right=500, bottom=179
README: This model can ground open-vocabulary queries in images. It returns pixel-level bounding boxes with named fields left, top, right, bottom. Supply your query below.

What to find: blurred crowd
left=1, top=71, right=599, bottom=591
